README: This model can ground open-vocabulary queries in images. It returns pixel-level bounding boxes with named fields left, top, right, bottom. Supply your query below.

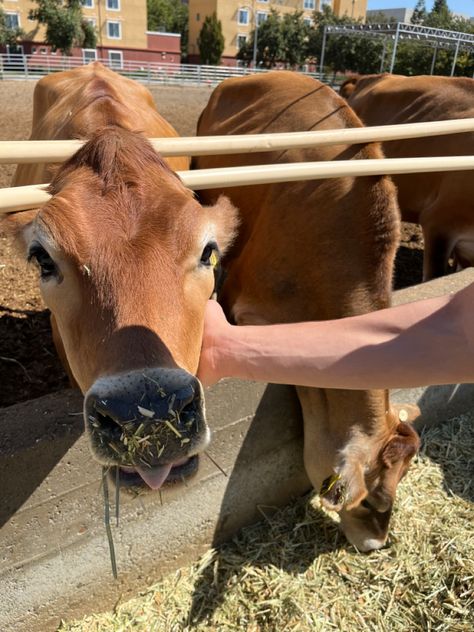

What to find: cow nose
left=84, top=368, right=208, bottom=465
left=89, top=382, right=197, bottom=429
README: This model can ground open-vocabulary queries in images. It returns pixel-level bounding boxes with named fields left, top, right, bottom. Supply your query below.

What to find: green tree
left=425, top=0, right=453, bottom=27
left=0, top=4, right=23, bottom=46
left=281, top=11, right=310, bottom=68
left=29, top=0, right=96, bottom=55
left=197, top=12, right=224, bottom=65
left=411, top=0, right=427, bottom=24
left=238, top=9, right=284, bottom=68
left=147, top=0, right=188, bottom=58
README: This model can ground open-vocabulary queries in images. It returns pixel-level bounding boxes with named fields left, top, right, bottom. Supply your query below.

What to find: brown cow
left=6, top=62, right=238, bottom=491
left=194, top=71, right=420, bottom=551
left=340, top=73, right=474, bottom=280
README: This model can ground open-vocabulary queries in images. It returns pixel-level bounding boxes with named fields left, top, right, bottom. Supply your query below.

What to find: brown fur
left=195, top=71, right=418, bottom=550
left=6, top=63, right=238, bottom=392
left=340, top=73, right=474, bottom=280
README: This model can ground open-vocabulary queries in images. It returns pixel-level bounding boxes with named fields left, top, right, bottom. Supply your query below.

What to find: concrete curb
left=1, top=269, right=473, bottom=631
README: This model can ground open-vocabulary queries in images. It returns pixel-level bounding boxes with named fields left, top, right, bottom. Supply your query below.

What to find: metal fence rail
left=0, top=54, right=323, bottom=86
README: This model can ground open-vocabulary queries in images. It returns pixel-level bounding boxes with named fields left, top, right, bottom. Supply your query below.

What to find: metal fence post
left=319, top=25, right=327, bottom=80
left=380, top=38, right=387, bottom=73
left=450, top=36, right=461, bottom=77
left=23, top=55, right=28, bottom=79
left=430, top=45, right=438, bottom=75
left=389, top=23, right=400, bottom=74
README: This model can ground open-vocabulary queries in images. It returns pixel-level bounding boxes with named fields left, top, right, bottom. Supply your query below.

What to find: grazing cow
left=6, top=62, right=238, bottom=491
left=340, top=73, right=474, bottom=280
left=194, top=72, right=420, bottom=551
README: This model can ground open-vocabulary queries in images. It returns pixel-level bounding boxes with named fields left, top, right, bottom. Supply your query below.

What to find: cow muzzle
left=84, top=368, right=208, bottom=491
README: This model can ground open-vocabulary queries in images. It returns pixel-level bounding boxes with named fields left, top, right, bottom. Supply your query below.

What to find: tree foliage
left=411, top=0, right=427, bottom=25
left=147, top=0, right=188, bottom=57
left=197, top=12, right=224, bottom=66
left=29, top=0, right=96, bottom=55
left=0, top=4, right=23, bottom=46
left=281, top=11, right=311, bottom=67
left=238, top=9, right=284, bottom=68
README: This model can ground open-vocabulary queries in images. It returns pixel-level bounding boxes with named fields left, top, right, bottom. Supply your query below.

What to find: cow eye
left=200, top=242, right=219, bottom=267
left=28, top=244, right=57, bottom=279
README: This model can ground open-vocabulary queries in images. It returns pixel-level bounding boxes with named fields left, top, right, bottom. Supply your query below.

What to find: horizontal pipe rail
left=1, top=118, right=473, bottom=164
left=1, top=155, right=473, bottom=214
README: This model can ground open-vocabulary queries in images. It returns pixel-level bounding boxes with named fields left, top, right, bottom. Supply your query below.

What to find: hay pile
left=60, top=412, right=474, bottom=632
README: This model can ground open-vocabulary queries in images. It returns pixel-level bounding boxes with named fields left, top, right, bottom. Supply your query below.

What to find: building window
left=196, top=13, right=200, bottom=21
left=86, top=18, right=96, bottom=27
left=81, top=0, right=94, bottom=8
left=258, top=0, right=269, bottom=3
left=108, top=50, right=123, bottom=69
left=5, top=12, right=20, bottom=29
left=237, top=34, right=247, bottom=49
left=256, top=12, right=268, bottom=26
left=303, top=0, right=315, bottom=9
left=107, top=21, right=121, bottom=39
left=303, top=17, right=313, bottom=26
left=238, top=8, right=249, bottom=25
left=106, top=0, right=120, bottom=10
left=83, top=49, right=97, bottom=63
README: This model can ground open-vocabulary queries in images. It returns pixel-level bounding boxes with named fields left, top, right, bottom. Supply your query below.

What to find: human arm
left=197, top=283, right=474, bottom=389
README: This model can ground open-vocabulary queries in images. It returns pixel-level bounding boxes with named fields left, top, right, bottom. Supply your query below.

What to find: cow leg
left=50, top=313, right=79, bottom=389
left=421, top=225, right=453, bottom=281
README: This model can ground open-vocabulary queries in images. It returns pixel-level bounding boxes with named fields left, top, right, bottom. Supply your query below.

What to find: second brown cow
left=195, top=71, right=419, bottom=552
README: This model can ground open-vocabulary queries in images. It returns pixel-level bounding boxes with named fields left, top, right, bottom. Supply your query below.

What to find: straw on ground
left=60, top=412, right=474, bottom=632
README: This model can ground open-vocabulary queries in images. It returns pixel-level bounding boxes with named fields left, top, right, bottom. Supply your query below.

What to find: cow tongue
left=136, top=464, right=173, bottom=490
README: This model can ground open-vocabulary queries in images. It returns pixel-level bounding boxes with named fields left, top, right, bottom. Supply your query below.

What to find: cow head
left=338, top=76, right=359, bottom=100
left=7, top=127, right=238, bottom=491
left=317, top=417, right=420, bottom=551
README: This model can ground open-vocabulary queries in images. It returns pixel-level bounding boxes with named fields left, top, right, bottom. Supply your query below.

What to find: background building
left=188, top=0, right=368, bottom=66
left=366, top=7, right=414, bottom=22
left=1, top=0, right=181, bottom=65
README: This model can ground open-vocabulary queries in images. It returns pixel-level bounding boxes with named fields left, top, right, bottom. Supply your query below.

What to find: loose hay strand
left=115, top=467, right=120, bottom=528
left=102, top=467, right=118, bottom=581
left=205, top=451, right=228, bottom=477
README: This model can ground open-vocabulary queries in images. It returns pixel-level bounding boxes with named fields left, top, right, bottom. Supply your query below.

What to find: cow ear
left=209, top=195, right=239, bottom=255
left=382, top=422, right=420, bottom=468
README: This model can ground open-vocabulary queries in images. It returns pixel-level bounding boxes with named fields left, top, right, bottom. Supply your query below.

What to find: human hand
left=197, top=300, right=233, bottom=387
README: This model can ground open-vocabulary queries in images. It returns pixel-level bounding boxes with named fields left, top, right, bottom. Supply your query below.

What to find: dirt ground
left=0, top=81, right=424, bottom=408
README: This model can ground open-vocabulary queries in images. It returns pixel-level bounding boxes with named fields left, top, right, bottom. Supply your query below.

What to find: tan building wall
left=188, top=0, right=323, bottom=61
left=2, top=0, right=148, bottom=50
left=188, top=0, right=367, bottom=62
left=332, top=0, right=366, bottom=20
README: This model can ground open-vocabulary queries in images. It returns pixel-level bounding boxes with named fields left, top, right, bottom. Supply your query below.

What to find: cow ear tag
left=210, top=251, right=219, bottom=268
left=320, top=473, right=341, bottom=497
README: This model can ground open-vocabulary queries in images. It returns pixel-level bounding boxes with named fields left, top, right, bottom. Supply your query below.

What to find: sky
left=367, top=0, right=474, bottom=17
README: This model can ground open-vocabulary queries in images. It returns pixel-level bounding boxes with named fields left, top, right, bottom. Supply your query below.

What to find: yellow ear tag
left=320, top=473, right=342, bottom=497
left=209, top=251, right=219, bottom=268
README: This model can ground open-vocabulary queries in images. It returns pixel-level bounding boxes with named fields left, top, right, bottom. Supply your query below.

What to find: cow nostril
left=90, top=409, right=123, bottom=433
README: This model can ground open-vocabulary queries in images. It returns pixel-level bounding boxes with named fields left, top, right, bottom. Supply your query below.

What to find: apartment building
left=1, top=0, right=181, bottom=65
left=188, top=0, right=367, bottom=65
